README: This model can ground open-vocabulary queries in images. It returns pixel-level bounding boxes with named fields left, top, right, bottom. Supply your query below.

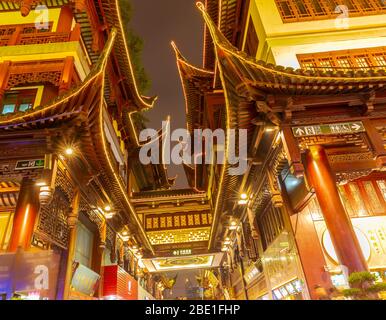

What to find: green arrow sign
left=292, top=121, right=365, bottom=138
left=15, top=159, right=45, bottom=170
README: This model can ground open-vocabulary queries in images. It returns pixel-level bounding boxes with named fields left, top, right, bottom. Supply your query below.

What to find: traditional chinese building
left=0, top=0, right=169, bottom=300
left=174, top=0, right=386, bottom=300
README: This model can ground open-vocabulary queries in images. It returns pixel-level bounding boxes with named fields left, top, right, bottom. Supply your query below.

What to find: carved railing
left=0, top=23, right=81, bottom=47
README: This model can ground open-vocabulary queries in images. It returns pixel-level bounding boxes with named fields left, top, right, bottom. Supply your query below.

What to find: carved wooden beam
left=281, top=126, right=304, bottom=178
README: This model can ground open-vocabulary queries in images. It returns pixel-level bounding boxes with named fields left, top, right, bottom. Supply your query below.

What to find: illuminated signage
left=0, top=251, right=60, bottom=300
left=172, top=249, right=192, bottom=256
left=316, top=216, right=386, bottom=271
left=103, top=265, right=138, bottom=300
left=15, top=159, right=45, bottom=170
left=71, top=262, right=100, bottom=296
left=243, top=263, right=260, bottom=285
left=292, top=121, right=365, bottom=137
left=322, top=227, right=371, bottom=264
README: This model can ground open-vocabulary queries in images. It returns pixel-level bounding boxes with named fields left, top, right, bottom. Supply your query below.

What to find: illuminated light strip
left=113, top=0, right=157, bottom=109
left=197, top=2, right=233, bottom=250
left=96, top=32, right=154, bottom=254
left=208, top=30, right=386, bottom=83
left=152, top=255, right=214, bottom=271
left=128, top=112, right=170, bottom=148
left=1, top=28, right=154, bottom=253
left=0, top=42, right=111, bottom=126
left=198, top=5, right=386, bottom=84
left=197, top=1, right=386, bottom=250
left=172, top=41, right=215, bottom=192
left=219, top=45, right=386, bottom=82
left=172, top=40, right=214, bottom=133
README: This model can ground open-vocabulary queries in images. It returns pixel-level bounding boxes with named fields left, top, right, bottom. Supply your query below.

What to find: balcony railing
left=275, top=0, right=386, bottom=23
left=0, top=23, right=81, bottom=47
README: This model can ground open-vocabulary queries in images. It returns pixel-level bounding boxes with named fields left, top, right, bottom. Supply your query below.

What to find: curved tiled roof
left=197, top=2, right=386, bottom=96
left=1, top=0, right=157, bottom=110
left=172, top=42, right=214, bottom=133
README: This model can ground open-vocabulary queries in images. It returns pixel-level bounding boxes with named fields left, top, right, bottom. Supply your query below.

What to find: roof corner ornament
left=19, top=0, right=34, bottom=17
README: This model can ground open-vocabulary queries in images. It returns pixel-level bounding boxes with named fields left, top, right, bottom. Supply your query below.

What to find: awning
left=0, top=181, right=20, bottom=207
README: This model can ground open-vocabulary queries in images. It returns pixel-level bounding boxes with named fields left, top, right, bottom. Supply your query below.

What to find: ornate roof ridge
left=197, top=1, right=386, bottom=83
left=0, top=27, right=118, bottom=126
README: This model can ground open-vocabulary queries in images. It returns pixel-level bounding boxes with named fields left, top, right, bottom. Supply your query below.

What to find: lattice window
left=377, top=181, right=386, bottom=201
left=275, top=0, right=386, bottom=22
left=340, top=178, right=386, bottom=217
left=257, top=204, right=285, bottom=250
left=354, top=55, right=371, bottom=70
left=298, top=46, right=386, bottom=71
left=373, top=54, right=386, bottom=66
left=36, top=188, right=70, bottom=248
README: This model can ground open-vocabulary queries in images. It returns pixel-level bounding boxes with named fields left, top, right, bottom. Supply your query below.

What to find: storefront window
left=74, top=222, right=94, bottom=268
left=377, top=180, right=386, bottom=201
left=0, top=212, right=13, bottom=251
left=363, top=181, right=384, bottom=214
left=348, top=183, right=368, bottom=216
left=338, top=186, right=355, bottom=217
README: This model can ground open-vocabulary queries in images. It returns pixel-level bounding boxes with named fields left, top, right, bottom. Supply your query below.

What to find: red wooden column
left=304, top=145, right=368, bottom=274
left=8, top=178, right=40, bottom=252
left=59, top=57, right=75, bottom=94
left=0, top=61, right=10, bottom=102
left=57, top=5, right=74, bottom=33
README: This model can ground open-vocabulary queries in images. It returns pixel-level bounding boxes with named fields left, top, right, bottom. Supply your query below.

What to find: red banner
left=103, top=265, right=138, bottom=300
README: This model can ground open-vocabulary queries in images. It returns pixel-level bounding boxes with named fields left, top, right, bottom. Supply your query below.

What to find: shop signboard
left=15, top=159, right=45, bottom=170
left=172, top=249, right=192, bottom=256
left=0, top=250, right=60, bottom=300
left=292, top=121, right=365, bottom=138
left=71, top=262, right=100, bottom=297
left=315, top=216, right=386, bottom=272
left=103, top=265, right=138, bottom=300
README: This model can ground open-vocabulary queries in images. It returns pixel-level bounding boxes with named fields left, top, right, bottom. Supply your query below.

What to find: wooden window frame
left=342, top=177, right=386, bottom=217
left=1, top=88, right=38, bottom=115
left=244, top=16, right=259, bottom=57
left=297, top=46, right=386, bottom=71
left=275, top=0, right=386, bottom=23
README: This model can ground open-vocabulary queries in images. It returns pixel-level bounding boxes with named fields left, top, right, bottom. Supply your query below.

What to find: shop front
left=262, top=232, right=309, bottom=300
left=315, top=215, right=386, bottom=289
left=243, top=261, right=268, bottom=300
left=102, top=265, right=138, bottom=300
left=0, top=249, right=61, bottom=300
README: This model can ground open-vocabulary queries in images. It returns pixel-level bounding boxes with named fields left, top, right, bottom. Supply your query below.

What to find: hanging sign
left=71, top=262, right=100, bottom=297
left=172, top=249, right=192, bottom=256
left=292, top=121, right=365, bottom=137
left=15, top=159, right=45, bottom=170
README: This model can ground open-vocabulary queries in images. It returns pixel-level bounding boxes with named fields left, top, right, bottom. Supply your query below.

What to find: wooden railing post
left=8, top=26, right=22, bottom=46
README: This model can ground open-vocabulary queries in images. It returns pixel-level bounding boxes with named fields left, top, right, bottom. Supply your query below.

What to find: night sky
left=130, top=0, right=204, bottom=189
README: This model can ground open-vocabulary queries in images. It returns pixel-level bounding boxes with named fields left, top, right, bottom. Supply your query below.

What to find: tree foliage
left=119, top=0, right=151, bottom=93
left=342, top=272, right=386, bottom=300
